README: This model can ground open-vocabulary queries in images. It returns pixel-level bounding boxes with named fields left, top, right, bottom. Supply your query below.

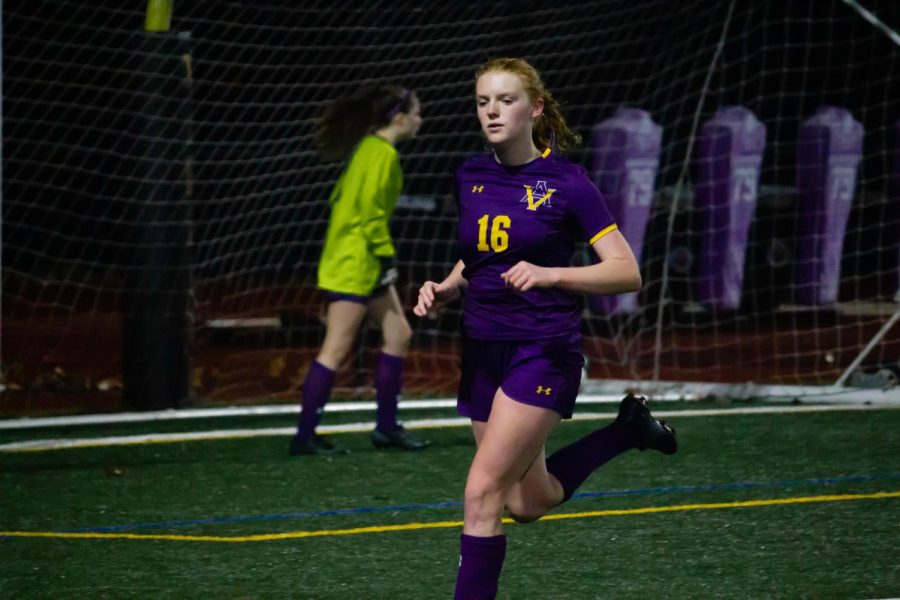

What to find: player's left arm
left=501, top=228, right=641, bottom=294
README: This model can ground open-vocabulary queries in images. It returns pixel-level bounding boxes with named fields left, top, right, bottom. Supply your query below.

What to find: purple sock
left=294, top=360, right=335, bottom=442
left=374, top=352, right=404, bottom=432
left=454, top=534, right=507, bottom=600
left=545, top=422, right=637, bottom=503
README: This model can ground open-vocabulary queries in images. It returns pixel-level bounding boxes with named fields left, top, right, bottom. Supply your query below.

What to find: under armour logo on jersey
left=472, top=185, right=484, bottom=193
left=521, top=181, right=556, bottom=210
left=536, top=386, right=552, bottom=395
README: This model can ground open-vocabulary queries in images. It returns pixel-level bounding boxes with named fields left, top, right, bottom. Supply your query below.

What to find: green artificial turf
left=2, top=406, right=899, bottom=598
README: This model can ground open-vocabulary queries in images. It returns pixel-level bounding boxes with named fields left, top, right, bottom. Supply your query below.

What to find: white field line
left=0, top=394, right=693, bottom=431
left=1, top=403, right=898, bottom=453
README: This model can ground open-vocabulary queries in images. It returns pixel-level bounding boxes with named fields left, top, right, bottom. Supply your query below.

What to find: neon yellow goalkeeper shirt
left=317, top=135, right=402, bottom=295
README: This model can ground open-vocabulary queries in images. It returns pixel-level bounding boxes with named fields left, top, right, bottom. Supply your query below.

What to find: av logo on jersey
left=520, top=180, right=556, bottom=211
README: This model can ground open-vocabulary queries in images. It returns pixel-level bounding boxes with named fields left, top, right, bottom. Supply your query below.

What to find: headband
left=385, top=88, right=411, bottom=119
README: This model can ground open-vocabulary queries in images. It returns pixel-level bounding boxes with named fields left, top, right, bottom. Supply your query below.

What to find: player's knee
left=506, top=510, right=541, bottom=524
left=380, top=316, right=412, bottom=355
left=386, top=320, right=413, bottom=351
left=318, top=340, right=352, bottom=366
left=464, top=475, right=505, bottom=521
left=505, top=499, right=547, bottom=524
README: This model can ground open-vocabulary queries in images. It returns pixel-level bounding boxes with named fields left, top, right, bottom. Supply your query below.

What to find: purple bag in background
left=694, top=106, right=766, bottom=311
left=590, top=107, right=662, bottom=315
left=795, top=107, right=863, bottom=305
left=894, top=118, right=900, bottom=302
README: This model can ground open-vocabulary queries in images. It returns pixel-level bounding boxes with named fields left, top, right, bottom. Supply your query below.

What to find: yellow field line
left=537, top=490, right=900, bottom=521
left=2, top=490, right=898, bottom=543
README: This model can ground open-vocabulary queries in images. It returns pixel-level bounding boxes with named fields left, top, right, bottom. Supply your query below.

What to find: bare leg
left=463, top=388, right=561, bottom=537
left=504, top=445, right=565, bottom=523
left=316, top=300, right=367, bottom=370
left=471, top=403, right=565, bottom=524
left=366, top=285, right=413, bottom=357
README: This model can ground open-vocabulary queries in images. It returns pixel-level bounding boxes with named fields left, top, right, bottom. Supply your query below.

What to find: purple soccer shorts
left=457, top=332, right=584, bottom=422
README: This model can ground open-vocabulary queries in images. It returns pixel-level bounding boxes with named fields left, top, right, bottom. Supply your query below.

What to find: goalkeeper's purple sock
left=374, top=352, right=404, bottom=432
left=545, top=422, right=637, bottom=502
left=454, top=534, right=506, bottom=600
left=295, top=360, right=335, bottom=442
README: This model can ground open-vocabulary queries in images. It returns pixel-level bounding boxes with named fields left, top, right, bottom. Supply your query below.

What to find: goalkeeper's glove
left=377, top=256, right=398, bottom=287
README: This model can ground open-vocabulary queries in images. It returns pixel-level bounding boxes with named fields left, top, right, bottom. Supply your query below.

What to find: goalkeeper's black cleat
left=370, top=425, right=431, bottom=451
left=289, top=434, right=349, bottom=457
left=615, top=394, right=677, bottom=455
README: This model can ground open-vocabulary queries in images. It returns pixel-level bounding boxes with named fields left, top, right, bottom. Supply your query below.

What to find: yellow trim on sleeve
left=589, top=223, right=618, bottom=245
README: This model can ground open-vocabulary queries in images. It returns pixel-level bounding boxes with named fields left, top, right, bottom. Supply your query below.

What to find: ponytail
left=533, top=90, right=581, bottom=152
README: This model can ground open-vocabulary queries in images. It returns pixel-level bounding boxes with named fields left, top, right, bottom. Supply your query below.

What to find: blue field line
left=61, top=472, right=900, bottom=534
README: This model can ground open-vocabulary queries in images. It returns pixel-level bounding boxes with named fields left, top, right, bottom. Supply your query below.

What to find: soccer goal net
left=3, top=0, right=899, bottom=412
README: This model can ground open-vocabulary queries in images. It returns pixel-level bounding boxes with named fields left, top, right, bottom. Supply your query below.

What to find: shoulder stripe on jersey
left=589, top=223, right=618, bottom=244
left=541, top=147, right=551, bottom=158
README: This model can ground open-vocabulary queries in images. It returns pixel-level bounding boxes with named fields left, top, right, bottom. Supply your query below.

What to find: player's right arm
left=414, top=260, right=467, bottom=318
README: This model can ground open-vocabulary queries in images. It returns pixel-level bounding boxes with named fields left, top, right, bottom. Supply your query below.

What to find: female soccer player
left=289, top=84, right=429, bottom=456
left=413, top=58, right=677, bottom=598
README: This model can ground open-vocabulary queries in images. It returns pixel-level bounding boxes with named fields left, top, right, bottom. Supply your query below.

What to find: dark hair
left=475, top=58, right=581, bottom=152
left=315, top=84, right=414, bottom=162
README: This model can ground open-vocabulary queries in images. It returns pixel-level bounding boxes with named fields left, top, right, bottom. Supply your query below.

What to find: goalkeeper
left=289, top=84, right=429, bottom=456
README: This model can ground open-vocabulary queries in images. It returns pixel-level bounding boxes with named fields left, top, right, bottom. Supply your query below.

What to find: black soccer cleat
left=615, top=394, right=677, bottom=455
left=289, top=434, right=349, bottom=457
left=370, top=425, right=431, bottom=451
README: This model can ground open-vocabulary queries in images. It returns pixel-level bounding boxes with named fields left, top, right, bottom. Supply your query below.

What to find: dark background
left=3, top=0, right=899, bottom=408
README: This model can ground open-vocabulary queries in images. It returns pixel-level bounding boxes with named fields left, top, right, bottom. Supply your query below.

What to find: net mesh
left=3, top=0, right=899, bottom=412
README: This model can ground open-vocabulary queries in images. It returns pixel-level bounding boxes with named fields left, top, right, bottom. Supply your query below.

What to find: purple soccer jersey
left=456, top=149, right=617, bottom=340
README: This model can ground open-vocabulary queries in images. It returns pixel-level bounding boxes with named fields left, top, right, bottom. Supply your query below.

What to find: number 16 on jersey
left=476, top=214, right=511, bottom=253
